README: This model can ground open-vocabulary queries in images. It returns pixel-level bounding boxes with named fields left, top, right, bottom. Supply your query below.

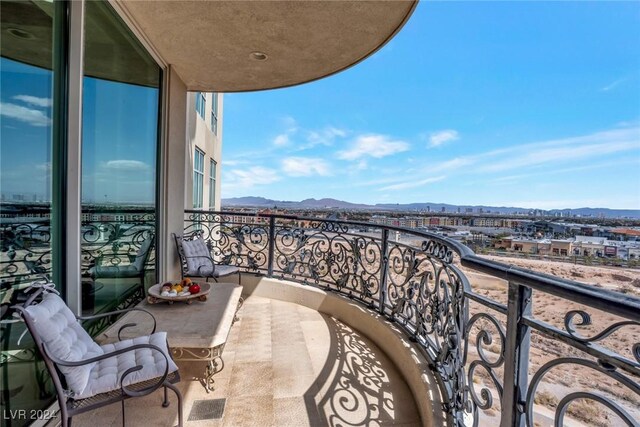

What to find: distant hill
left=221, top=197, right=640, bottom=218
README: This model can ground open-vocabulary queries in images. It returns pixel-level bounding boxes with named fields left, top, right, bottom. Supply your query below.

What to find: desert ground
left=460, top=255, right=640, bottom=427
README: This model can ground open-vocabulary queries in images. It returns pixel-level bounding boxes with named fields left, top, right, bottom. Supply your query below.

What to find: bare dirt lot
left=460, top=255, right=640, bottom=426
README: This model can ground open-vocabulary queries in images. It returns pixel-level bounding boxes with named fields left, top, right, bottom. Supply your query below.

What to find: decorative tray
left=147, top=282, right=211, bottom=305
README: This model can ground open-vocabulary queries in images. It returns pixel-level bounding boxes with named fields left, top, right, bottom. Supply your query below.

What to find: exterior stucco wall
left=185, top=92, right=223, bottom=210
left=160, top=66, right=188, bottom=281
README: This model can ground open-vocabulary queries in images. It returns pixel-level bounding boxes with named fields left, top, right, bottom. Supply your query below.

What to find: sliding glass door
left=1, top=1, right=162, bottom=422
left=1, top=1, right=66, bottom=424
left=80, top=1, right=161, bottom=319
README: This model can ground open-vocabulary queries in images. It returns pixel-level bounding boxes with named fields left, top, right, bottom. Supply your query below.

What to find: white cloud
left=270, top=117, right=347, bottom=151
left=13, top=95, right=52, bottom=108
left=352, top=126, right=639, bottom=192
left=429, top=157, right=475, bottom=173
left=282, top=116, right=298, bottom=132
left=0, top=102, right=51, bottom=127
left=600, top=78, right=625, bottom=92
left=379, top=175, right=446, bottom=191
left=281, top=157, right=331, bottom=177
left=271, top=116, right=298, bottom=147
left=103, top=160, right=149, bottom=171
left=304, top=127, right=347, bottom=148
left=428, top=130, right=459, bottom=148
left=476, top=128, right=640, bottom=173
left=35, top=162, right=51, bottom=172
left=223, top=166, right=281, bottom=190
left=337, top=134, right=410, bottom=160
left=273, top=134, right=289, bottom=147
left=223, top=159, right=250, bottom=166
left=355, top=160, right=368, bottom=171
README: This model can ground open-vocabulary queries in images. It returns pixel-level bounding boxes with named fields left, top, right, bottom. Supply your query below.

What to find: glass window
left=1, top=0, right=65, bottom=422
left=81, top=1, right=160, bottom=321
left=209, top=159, right=217, bottom=208
left=210, top=93, right=218, bottom=134
left=195, top=91, right=206, bottom=119
left=193, top=148, right=204, bottom=208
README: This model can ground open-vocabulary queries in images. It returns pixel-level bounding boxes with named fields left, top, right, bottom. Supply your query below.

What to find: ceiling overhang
left=118, top=0, right=418, bottom=92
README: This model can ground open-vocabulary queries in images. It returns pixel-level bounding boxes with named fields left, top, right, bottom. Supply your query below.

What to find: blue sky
left=1, top=58, right=158, bottom=204
left=222, top=1, right=640, bottom=210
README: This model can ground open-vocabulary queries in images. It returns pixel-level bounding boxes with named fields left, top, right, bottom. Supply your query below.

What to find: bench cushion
left=181, top=237, right=213, bottom=276
left=89, top=264, right=140, bottom=279
left=76, top=332, right=178, bottom=399
left=25, top=293, right=103, bottom=397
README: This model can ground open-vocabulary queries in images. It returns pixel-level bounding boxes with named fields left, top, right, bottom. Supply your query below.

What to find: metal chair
left=88, top=235, right=155, bottom=288
left=172, top=232, right=241, bottom=285
left=12, top=281, right=183, bottom=427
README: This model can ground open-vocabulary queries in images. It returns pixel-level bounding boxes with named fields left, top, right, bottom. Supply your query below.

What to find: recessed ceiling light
left=250, top=51, right=268, bottom=61
left=7, top=28, right=35, bottom=40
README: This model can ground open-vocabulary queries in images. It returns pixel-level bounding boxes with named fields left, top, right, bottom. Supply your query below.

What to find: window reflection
left=80, top=2, right=160, bottom=320
left=1, top=1, right=58, bottom=424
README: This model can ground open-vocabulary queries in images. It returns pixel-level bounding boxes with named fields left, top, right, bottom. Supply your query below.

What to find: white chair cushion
left=76, top=332, right=178, bottom=399
left=25, top=293, right=103, bottom=397
left=90, top=264, right=139, bottom=278
left=181, top=238, right=213, bottom=276
left=209, top=264, right=239, bottom=278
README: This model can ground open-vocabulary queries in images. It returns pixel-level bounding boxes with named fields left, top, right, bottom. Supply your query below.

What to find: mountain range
left=221, top=197, right=640, bottom=219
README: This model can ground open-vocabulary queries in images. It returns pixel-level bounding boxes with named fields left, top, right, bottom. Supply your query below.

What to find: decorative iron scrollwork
left=181, top=211, right=640, bottom=426
left=526, top=358, right=640, bottom=427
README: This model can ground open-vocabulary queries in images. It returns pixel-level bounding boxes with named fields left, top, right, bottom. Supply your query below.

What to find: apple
left=189, top=284, right=201, bottom=294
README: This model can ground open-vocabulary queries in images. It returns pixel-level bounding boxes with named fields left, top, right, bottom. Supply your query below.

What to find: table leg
left=202, top=355, right=224, bottom=393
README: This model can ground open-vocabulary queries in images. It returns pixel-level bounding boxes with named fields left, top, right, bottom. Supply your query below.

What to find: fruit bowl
left=147, top=282, right=211, bottom=305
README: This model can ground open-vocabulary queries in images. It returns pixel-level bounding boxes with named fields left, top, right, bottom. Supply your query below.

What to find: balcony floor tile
left=71, top=295, right=421, bottom=426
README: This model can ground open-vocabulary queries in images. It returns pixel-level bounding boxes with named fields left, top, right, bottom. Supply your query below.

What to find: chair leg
left=238, top=272, right=242, bottom=286
left=121, top=399, right=126, bottom=427
left=162, top=385, right=170, bottom=408
left=164, top=382, right=183, bottom=427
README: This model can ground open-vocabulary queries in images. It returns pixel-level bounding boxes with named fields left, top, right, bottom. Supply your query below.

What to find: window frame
left=210, top=92, right=218, bottom=134
left=193, top=147, right=205, bottom=208
left=209, top=158, right=217, bottom=209
left=195, top=91, right=206, bottom=119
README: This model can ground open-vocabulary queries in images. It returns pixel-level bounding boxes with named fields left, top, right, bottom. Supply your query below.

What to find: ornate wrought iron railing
left=0, top=209, right=156, bottom=289
left=185, top=210, right=640, bottom=427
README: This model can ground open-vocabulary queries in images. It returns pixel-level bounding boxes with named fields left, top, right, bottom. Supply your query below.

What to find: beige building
left=185, top=92, right=223, bottom=210
left=572, top=236, right=606, bottom=257
left=511, top=239, right=550, bottom=254
left=550, top=239, right=572, bottom=256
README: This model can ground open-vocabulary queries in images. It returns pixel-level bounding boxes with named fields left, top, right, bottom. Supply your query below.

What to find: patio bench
left=99, top=282, right=243, bottom=392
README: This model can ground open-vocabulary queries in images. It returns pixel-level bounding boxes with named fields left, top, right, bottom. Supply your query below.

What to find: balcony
left=1, top=210, right=639, bottom=426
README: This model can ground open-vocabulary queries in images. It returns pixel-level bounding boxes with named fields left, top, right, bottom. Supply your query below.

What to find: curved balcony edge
left=183, top=210, right=640, bottom=426
left=238, top=273, right=451, bottom=427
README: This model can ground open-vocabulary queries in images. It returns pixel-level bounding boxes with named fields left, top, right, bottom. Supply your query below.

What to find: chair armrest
left=43, top=342, right=165, bottom=367
left=77, top=307, right=157, bottom=340
left=42, top=342, right=170, bottom=397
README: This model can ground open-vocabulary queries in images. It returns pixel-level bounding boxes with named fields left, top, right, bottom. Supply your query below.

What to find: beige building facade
left=185, top=92, right=223, bottom=211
